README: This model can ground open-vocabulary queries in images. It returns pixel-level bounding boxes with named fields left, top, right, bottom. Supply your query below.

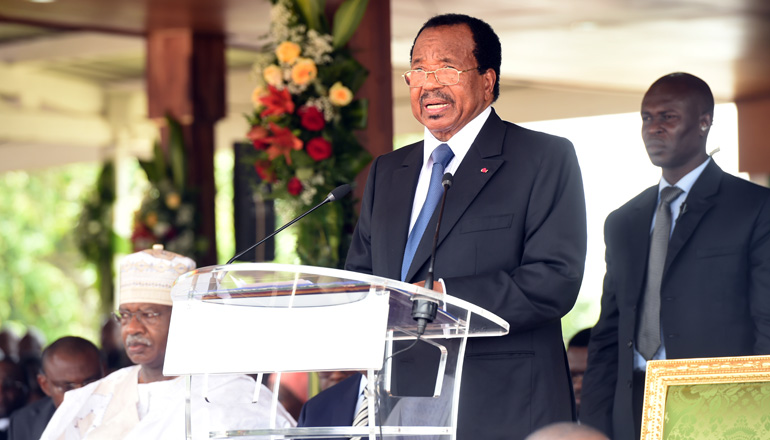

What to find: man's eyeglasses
left=112, top=309, right=164, bottom=326
left=46, top=377, right=100, bottom=393
left=402, top=67, right=478, bottom=88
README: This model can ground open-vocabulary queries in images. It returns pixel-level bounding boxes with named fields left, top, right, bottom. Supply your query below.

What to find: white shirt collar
left=358, top=373, right=368, bottom=395
left=659, top=156, right=711, bottom=195
left=422, top=106, right=492, bottom=173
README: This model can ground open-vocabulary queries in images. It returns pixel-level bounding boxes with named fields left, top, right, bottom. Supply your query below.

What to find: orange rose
left=275, top=41, right=301, bottom=65
left=329, top=81, right=353, bottom=106
left=262, top=64, right=283, bottom=87
left=165, top=192, right=181, bottom=209
left=291, top=58, right=317, bottom=86
left=145, top=212, right=158, bottom=228
left=251, top=86, right=267, bottom=108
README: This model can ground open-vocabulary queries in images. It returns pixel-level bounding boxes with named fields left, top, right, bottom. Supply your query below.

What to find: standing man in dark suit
left=296, top=372, right=363, bottom=434
left=9, top=336, right=103, bottom=440
left=581, top=72, right=770, bottom=440
left=345, top=13, right=587, bottom=440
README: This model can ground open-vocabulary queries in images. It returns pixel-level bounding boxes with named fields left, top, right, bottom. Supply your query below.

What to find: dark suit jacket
left=581, top=160, right=770, bottom=440
left=346, top=109, right=587, bottom=440
left=9, top=397, right=56, bottom=440
left=297, top=373, right=361, bottom=439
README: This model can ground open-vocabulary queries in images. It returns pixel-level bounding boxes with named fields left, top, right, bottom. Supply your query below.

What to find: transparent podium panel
left=164, top=263, right=509, bottom=439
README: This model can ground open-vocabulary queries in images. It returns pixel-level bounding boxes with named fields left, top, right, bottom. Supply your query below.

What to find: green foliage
left=0, top=165, right=102, bottom=344
left=214, top=149, right=236, bottom=264
left=294, top=0, right=325, bottom=32
left=133, top=116, right=206, bottom=261
left=561, top=299, right=599, bottom=345
left=332, top=0, right=369, bottom=49
left=73, top=162, right=120, bottom=314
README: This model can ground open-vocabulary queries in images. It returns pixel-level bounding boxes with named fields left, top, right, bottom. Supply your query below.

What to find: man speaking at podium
left=345, top=13, right=587, bottom=440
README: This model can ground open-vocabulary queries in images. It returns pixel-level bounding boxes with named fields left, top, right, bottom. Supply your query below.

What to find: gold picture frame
left=640, top=355, right=770, bottom=440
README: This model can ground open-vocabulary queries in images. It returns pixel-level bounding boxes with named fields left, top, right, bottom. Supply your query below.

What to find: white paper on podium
left=163, top=289, right=391, bottom=375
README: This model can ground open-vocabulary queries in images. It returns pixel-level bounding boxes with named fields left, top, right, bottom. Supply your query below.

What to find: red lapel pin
left=481, top=168, right=488, bottom=173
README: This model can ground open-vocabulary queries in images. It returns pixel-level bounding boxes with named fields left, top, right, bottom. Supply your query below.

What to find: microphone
left=227, top=184, right=352, bottom=264
left=412, top=172, right=453, bottom=336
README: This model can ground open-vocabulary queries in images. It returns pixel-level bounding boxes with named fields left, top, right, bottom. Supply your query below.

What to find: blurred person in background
left=525, top=422, right=608, bottom=440
left=567, top=328, right=591, bottom=416
left=0, top=360, right=28, bottom=440
left=9, top=336, right=103, bottom=440
left=0, top=331, right=19, bottom=364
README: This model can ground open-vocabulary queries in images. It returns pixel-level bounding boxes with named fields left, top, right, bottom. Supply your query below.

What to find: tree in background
left=0, top=165, right=102, bottom=343
left=74, top=162, right=121, bottom=316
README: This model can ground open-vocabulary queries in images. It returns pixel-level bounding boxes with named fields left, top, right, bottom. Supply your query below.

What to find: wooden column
left=328, top=0, right=393, bottom=204
left=737, top=95, right=770, bottom=180
left=146, top=28, right=226, bottom=266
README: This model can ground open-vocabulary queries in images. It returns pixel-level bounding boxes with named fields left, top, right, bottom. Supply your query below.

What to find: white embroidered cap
left=119, top=244, right=196, bottom=306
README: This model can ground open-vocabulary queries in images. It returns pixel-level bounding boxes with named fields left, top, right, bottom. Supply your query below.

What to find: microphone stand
left=412, top=173, right=453, bottom=336
left=227, top=184, right=351, bottom=264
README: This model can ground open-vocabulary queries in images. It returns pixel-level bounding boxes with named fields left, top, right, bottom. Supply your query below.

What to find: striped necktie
left=636, top=185, right=684, bottom=360
left=351, top=389, right=369, bottom=440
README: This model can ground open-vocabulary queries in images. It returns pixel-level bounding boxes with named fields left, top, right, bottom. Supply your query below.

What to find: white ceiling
left=0, top=0, right=768, bottom=101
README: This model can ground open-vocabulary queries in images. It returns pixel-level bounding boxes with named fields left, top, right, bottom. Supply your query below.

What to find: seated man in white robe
left=41, top=245, right=295, bottom=439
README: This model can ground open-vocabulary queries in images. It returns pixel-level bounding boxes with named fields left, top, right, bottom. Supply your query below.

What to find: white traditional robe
left=40, top=365, right=295, bottom=439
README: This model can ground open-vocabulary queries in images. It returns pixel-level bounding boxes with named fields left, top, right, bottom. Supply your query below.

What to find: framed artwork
left=641, top=355, right=770, bottom=440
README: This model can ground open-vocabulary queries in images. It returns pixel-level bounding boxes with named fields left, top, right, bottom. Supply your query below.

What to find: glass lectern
left=164, top=263, right=509, bottom=439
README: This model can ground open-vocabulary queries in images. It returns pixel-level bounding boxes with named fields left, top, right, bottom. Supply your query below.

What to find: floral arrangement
left=245, top=0, right=371, bottom=268
left=131, top=117, right=204, bottom=260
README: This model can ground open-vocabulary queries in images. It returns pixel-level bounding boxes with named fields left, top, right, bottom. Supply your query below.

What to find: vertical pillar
left=146, top=28, right=226, bottom=265
left=328, top=0, right=393, bottom=203
left=737, top=95, right=770, bottom=185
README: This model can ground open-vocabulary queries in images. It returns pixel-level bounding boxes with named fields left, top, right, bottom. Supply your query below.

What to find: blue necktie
left=401, top=143, right=455, bottom=281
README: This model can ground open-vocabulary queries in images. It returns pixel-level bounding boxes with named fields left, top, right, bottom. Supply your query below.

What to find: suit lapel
left=404, top=110, right=505, bottom=282
left=385, top=144, right=424, bottom=280
left=625, top=187, right=658, bottom=306
left=665, top=160, right=720, bottom=273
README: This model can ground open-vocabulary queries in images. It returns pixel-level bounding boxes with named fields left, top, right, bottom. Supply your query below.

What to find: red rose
left=298, top=106, right=325, bottom=131
left=287, top=177, right=303, bottom=196
left=254, top=160, right=276, bottom=183
left=306, top=137, right=332, bottom=161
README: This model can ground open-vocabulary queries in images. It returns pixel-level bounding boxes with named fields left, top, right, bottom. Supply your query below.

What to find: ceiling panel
left=0, top=0, right=768, bottom=99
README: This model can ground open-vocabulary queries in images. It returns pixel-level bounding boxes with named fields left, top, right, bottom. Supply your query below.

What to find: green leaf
left=112, top=231, right=132, bottom=254
left=152, top=142, right=166, bottom=184
left=319, top=54, right=368, bottom=93
left=332, top=0, right=369, bottom=49
left=138, top=142, right=162, bottom=184
left=295, top=0, right=325, bottom=32
left=167, top=116, right=187, bottom=191
left=342, top=98, right=368, bottom=130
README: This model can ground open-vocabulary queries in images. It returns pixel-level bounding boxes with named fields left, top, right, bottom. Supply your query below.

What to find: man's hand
left=413, top=280, right=444, bottom=293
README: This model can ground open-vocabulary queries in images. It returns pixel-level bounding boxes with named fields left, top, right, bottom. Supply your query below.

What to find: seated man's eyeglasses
left=112, top=309, right=164, bottom=326
left=402, top=67, right=478, bottom=88
left=47, top=377, right=101, bottom=393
